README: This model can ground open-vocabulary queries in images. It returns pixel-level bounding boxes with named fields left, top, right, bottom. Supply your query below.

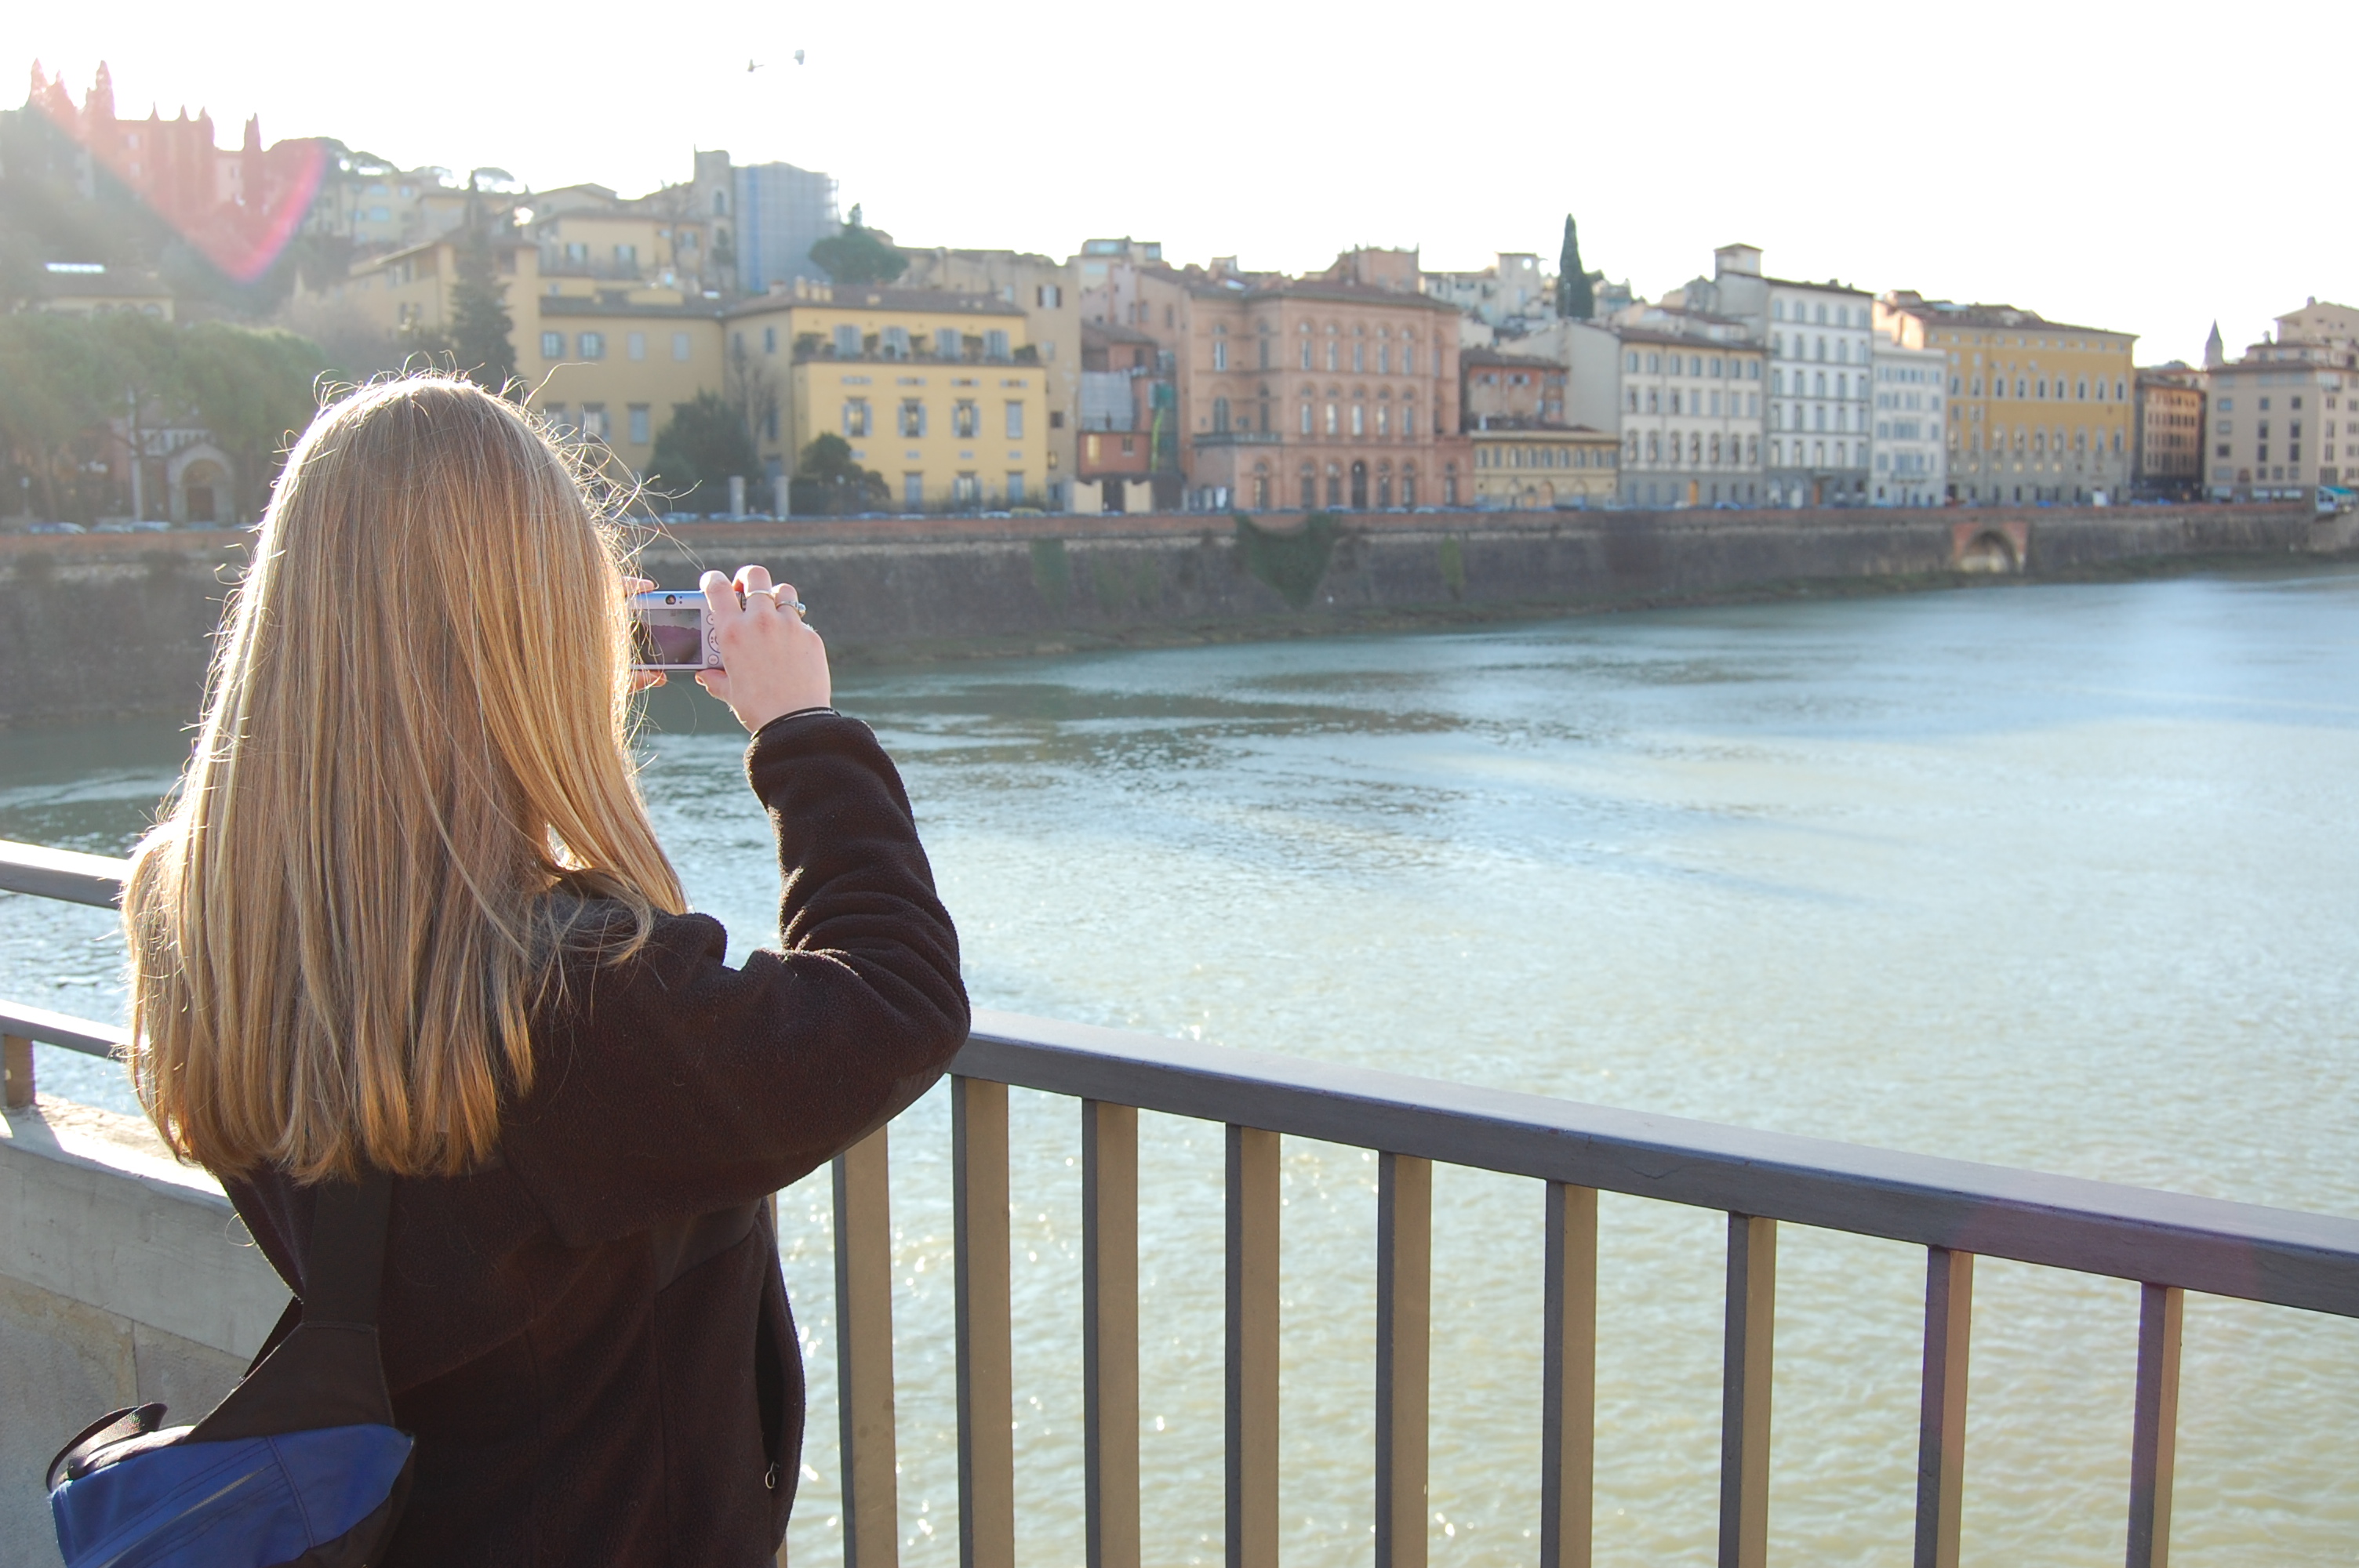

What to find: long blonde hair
left=123, top=375, right=685, bottom=1181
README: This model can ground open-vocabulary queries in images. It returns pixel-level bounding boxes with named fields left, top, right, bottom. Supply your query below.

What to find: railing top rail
left=0, top=840, right=128, bottom=909
left=9, top=840, right=2357, bottom=1317
left=1, top=1000, right=126, bottom=1058
left=959, top=1010, right=2359, bottom=1318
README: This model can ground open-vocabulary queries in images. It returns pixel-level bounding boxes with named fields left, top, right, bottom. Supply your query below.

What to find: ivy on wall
left=1234, top=511, right=1340, bottom=609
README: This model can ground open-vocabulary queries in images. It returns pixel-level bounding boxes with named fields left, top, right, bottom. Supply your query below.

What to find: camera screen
left=630, top=606, right=707, bottom=668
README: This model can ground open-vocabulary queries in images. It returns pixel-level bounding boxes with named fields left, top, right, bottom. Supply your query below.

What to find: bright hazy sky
left=22, top=0, right=2354, bottom=366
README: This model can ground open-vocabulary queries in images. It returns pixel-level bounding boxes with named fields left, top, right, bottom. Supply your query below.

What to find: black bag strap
left=184, top=1169, right=398, bottom=1445
left=302, top=1171, right=393, bottom=1325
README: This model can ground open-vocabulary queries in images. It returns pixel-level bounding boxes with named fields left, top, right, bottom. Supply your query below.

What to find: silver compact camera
left=628, top=591, right=722, bottom=671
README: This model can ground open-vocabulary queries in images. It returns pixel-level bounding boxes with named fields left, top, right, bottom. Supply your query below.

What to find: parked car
left=95, top=519, right=170, bottom=533
left=25, top=521, right=85, bottom=535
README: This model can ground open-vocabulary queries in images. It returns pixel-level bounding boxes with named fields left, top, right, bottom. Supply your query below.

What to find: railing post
left=1718, top=1214, right=1776, bottom=1568
left=1914, top=1247, right=1974, bottom=1568
left=1375, top=1153, right=1432, bottom=1568
left=1226, top=1125, right=1280, bottom=1568
left=3, top=1032, right=31, bottom=1109
left=834, top=1127, right=899, bottom=1568
left=1084, top=1101, right=1140, bottom=1568
left=2125, top=1283, right=2183, bottom=1568
left=1541, top=1183, right=1598, bottom=1568
left=954, top=1079, right=1015, bottom=1568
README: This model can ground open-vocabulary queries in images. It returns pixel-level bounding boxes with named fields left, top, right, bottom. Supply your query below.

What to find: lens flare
left=27, top=60, right=329, bottom=285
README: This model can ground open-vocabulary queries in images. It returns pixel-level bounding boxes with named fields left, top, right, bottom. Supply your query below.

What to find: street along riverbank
left=0, top=500, right=2341, bottom=726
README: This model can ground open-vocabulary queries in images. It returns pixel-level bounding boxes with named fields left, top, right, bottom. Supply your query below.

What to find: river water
left=5, top=565, right=2358, bottom=1566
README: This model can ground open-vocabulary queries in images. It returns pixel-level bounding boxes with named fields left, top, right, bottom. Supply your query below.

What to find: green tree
left=1556, top=215, right=1595, bottom=321
left=790, top=433, right=887, bottom=515
left=449, top=180, right=518, bottom=394
left=176, top=321, right=329, bottom=523
left=0, top=312, right=112, bottom=519
left=645, top=390, right=761, bottom=514
left=809, top=204, right=907, bottom=286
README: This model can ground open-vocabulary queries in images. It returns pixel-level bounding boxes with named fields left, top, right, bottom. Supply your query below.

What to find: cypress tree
left=1556, top=215, right=1595, bottom=321
left=449, top=180, right=519, bottom=394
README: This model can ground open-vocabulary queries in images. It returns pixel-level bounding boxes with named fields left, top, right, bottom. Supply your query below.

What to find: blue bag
left=48, top=1174, right=415, bottom=1567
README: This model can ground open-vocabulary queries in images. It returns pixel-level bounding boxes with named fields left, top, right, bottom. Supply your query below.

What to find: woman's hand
left=695, top=564, right=831, bottom=732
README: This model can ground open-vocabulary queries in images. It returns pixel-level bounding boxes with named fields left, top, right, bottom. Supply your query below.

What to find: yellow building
left=1470, top=424, right=1619, bottom=509
left=729, top=282, right=1048, bottom=510
left=1877, top=292, right=2136, bottom=505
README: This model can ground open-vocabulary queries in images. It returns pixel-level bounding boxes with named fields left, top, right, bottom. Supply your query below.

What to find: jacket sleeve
left=501, top=710, right=969, bottom=1247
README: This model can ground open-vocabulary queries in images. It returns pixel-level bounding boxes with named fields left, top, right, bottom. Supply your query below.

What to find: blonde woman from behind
left=121, top=375, right=969, bottom=1566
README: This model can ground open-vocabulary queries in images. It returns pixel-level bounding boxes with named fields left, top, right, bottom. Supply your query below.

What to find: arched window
left=1300, top=463, right=1317, bottom=509
left=1212, top=397, right=1230, bottom=432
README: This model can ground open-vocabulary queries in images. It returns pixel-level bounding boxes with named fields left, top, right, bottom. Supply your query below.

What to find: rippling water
left=7, top=565, right=2359, bottom=1566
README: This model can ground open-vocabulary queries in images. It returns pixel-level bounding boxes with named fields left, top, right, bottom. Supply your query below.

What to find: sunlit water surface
left=6, top=566, right=2358, bottom=1566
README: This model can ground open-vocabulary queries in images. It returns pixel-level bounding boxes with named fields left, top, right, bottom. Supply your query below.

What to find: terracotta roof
left=1470, top=419, right=1612, bottom=435
left=1083, top=319, right=1160, bottom=347
left=1881, top=299, right=2134, bottom=339
left=1616, top=328, right=1765, bottom=351
left=729, top=286, right=1026, bottom=319
left=1463, top=347, right=1562, bottom=368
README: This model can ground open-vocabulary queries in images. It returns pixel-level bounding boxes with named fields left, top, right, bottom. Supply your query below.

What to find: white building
left=1870, top=339, right=1948, bottom=506
left=1422, top=252, right=1554, bottom=332
left=1689, top=245, right=1874, bottom=506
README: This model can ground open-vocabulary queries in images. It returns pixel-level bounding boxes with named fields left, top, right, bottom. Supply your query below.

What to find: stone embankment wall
left=0, top=504, right=2336, bottom=727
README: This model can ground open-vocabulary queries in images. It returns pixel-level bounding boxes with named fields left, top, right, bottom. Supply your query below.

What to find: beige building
left=728, top=282, right=1048, bottom=511
left=1614, top=324, right=1766, bottom=508
left=898, top=247, right=1083, bottom=506
left=1878, top=293, right=2135, bottom=504
left=2203, top=301, right=2359, bottom=498
left=1470, top=425, right=1618, bottom=509
left=1869, top=337, right=1948, bottom=507
left=2134, top=365, right=2207, bottom=499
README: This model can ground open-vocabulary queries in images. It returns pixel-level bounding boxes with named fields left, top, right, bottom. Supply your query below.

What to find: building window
left=578, top=332, right=605, bottom=360
left=1213, top=397, right=1231, bottom=433
left=1353, top=343, right=1365, bottom=373
left=581, top=403, right=609, bottom=440
left=1327, top=342, right=1339, bottom=372
left=1213, top=340, right=1229, bottom=371
left=1301, top=401, right=1314, bottom=435
left=900, top=400, right=926, bottom=437
left=881, top=325, right=911, bottom=359
left=1326, top=465, right=1343, bottom=506
left=673, top=332, right=692, bottom=361
left=985, top=329, right=1010, bottom=361
left=904, top=474, right=925, bottom=509
left=1037, top=284, right=1062, bottom=308
left=763, top=406, right=778, bottom=442
left=627, top=332, right=646, bottom=361
left=764, top=326, right=777, bottom=354
left=1007, top=472, right=1027, bottom=503
left=1301, top=341, right=1313, bottom=371
left=954, top=401, right=980, bottom=437
left=1350, top=404, right=1365, bottom=437
left=628, top=404, right=650, bottom=445
left=1005, top=401, right=1024, bottom=439
left=1404, top=345, right=1416, bottom=376
left=834, top=325, right=861, bottom=357
left=1377, top=405, right=1390, bottom=437
left=541, top=331, right=564, bottom=358
left=844, top=399, right=871, bottom=437
left=1325, top=403, right=1339, bottom=435
left=939, top=328, right=965, bottom=360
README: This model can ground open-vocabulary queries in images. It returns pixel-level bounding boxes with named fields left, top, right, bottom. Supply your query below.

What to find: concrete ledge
left=0, top=1098, right=280, bottom=1567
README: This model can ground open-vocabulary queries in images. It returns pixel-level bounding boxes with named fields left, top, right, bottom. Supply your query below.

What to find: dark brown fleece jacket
left=224, top=710, right=969, bottom=1567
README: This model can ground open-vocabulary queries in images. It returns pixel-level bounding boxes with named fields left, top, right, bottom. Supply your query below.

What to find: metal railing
left=8, top=837, right=2359, bottom=1568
